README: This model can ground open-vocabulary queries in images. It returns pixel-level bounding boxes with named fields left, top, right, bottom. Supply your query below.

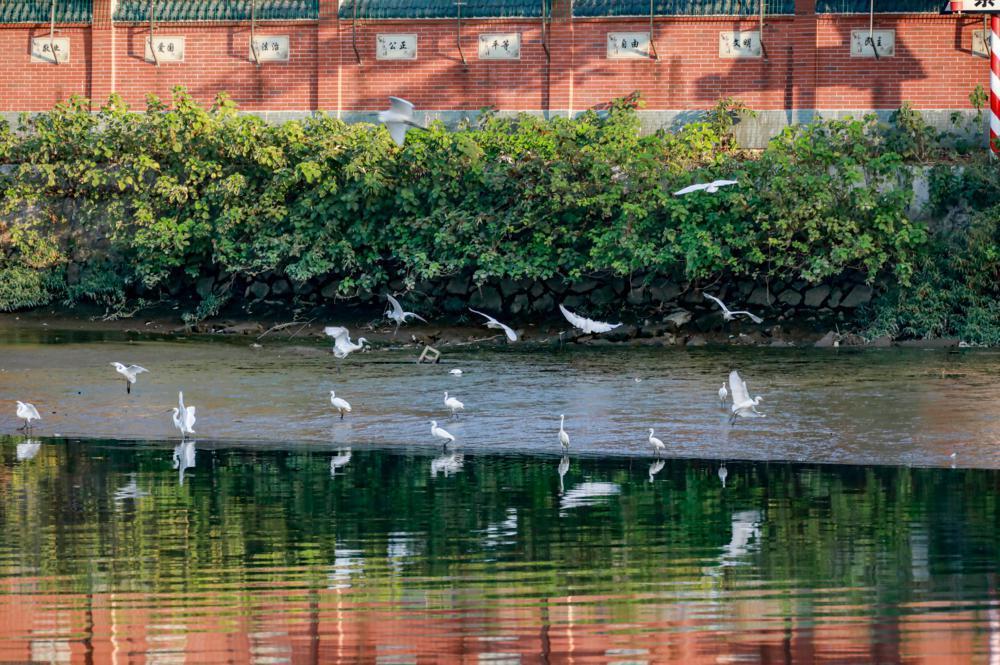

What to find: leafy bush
left=0, top=266, right=55, bottom=311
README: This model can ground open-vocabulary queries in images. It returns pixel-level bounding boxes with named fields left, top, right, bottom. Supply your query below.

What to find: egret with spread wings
left=111, top=362, right=149, bottom=394
left=673, top=179, right=738, bottom=196
left=705, top=294, right=763, bottom=324
left=324, top=326, right=369, bottom=359
left=558, top=304, right=622, bottom=335
left=378, top=97, right=424, bottom=146
left=729, top=370, right=764, bottom=420
left=468, top=308, right=518, bottom=342
left=385, top=294, right=427, bottom=333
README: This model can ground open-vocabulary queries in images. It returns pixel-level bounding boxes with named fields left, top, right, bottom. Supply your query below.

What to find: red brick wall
left=0, top=7, right=990, bottom=114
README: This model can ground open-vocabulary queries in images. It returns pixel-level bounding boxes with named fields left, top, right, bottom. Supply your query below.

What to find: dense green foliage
left=0, top=89, right=996, bottom=341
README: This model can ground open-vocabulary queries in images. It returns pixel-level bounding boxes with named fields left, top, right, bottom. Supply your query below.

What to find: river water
left=1, top=329, right=999, bottom=662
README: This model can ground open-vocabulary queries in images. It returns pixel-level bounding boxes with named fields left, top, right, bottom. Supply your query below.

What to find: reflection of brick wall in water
left=0, top=0, right=989, bottom=114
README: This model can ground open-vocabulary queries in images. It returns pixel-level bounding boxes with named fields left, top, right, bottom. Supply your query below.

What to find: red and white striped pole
left=991, top=13, right=1000, bottom=156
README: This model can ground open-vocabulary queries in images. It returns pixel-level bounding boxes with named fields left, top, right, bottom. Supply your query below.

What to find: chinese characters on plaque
left=30, top=37, right=70, bottom=63
left=250, top=35, right=289, bottom=62
left=973, top=29, right=990, bottom=57
left=955, top=0, right=998, bottom=11
left=145, top=36, right=185, bottom=63
left=607, top=32, right=651, bottom=59
left=719, top=31, right=762, bottom=58
left=377, top=34, right=417, bottom=60
left=478, top=33, right=521, bottom=60
left=850, top=29, right=896, bottom=57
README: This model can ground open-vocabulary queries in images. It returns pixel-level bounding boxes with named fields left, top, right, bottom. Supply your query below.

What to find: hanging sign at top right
left=954, top=0, right=1000, bottom=11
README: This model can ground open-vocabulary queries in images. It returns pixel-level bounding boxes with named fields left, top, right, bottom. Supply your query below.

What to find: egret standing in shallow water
left=171, top=391, right=196, bottom=439
left=15, top=401, right=40, bottom=431
left=430, top=420, right=455, bottom=447
left=449, top=368, right=463, bottom=376
left=559, top=415, right=570, bottom=451
left=718, top=383, right=728, bottom=407
left=330, top=391, right=352, bottom=419
left=110, top=362, right=149, bottom=394
left=444, top=392, right=464, bottom=418
left=648, top=428, right=665, bottom=456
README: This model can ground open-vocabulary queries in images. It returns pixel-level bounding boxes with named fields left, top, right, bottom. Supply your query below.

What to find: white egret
left=449, top=368, right=463, bottom=376
left=648, top=428, right=665, bottom=456
left=16, top=439, right=41, bottom=461
left=171, top=391, right=196, bottom=439
left=673, top=179, right=738, bottom=196
left=385, top=294, right=427, bottom=333
left=110, top=362, right=149, bottom=394
left=330, top=448, right=352, bottom=476
left=173, top=440, right=196, bottom=485
left=443, top=391, right=464, bottom=418
left=557, top=455, right=570, bottom=493
left=430, top=420, right=455, bottom=446
left=15, top=401, right=40, bottom=431
left=330, top=390, right=352, bottom=419
left=559, top=414, right=570, bottom=450
left=648, top=459, right=665, bottom=483
left=704, top=294, right=763, bottom=324
left=378, top=97, right=423, bottom=146
left=729, top=370, right=765, bottom=420
left=468, top=308, right=518, bottom=342
left=558, top=304, right=622, bottom=335
left=719, top=383, right=728, bottom=407
left=324, top=326, right=369, bottom=359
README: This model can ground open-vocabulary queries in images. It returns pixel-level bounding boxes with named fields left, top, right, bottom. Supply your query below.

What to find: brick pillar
left=317, top=0, right=337, bottom=113
left=89, top=0, right=115, bottom=105
left=547, top=0, right=573, bottom=116
left=791, top=0, right=817, bottom=121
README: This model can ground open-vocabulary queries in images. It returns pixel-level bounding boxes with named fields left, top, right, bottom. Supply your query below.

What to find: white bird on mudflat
left=330, top=391, right=352, bottom=419
left=718, top=383, right=728, bottom=407
left=673, top=179, right=738, bottom=196
left=449, top=368, right=463, bottom=376
left=729, top=370, right=764, bottom=420
left=378, top=97, right=424, bottom=147
left=557, top=455, right=570, bottom=493
left=385, top=294, right=427, bottom=333
left=704, top=294, right=763, bottom=324
left=430, top=420, right=455, bottom=446
left=110, top=362, right=149, bottom=394
left=171, top=391, right=196, bottom=439
left=444, top=391, right=464, bottom=417
left=324, top=326, right=369, bottom=359
left=15, top=401, right=40, bottom=431
left=648, top=428, right=665, bottom=456
left=330, top=448, right=352, bottom=476
left=468, top=308, right=518, bottom=342
left=559, top=304, right=622, bottom=335
left=559, top=414, right=570, bottom=450
left=648, top=459, right=665, bottom=483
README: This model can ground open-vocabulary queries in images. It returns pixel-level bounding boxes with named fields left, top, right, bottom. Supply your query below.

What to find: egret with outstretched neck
left=430, top=420, right=455, bottom=447
left=648, top=428, right=665, bottom=456
left=559, top=415, right=570, bottom=450
left=110, top=362, right=148, bottom=394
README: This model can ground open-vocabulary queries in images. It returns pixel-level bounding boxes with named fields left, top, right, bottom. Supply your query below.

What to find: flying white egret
left=648, top=428, right=665, bottom=456
left=173, top=440, right=196, bottom=485
left=557, top=455, right=570, bottom=494
left=559, top=414, right=570, bottom=450
left=443, top=391, right=464, bottom=417
left=385, top=294, right=427, bottom=333
left=15, top=401, right=40, bottom=431
left=704, top=294, right=763, bottom=324
left=171, top=391, right=196, bottom=439
left=559, top=304, right=622, bottom=335
left=648, top=459, right=666, bottom=483
left=324, top=326, right=369, bottom=359
left=110, top=362, right=149, bottom=394
left=718, top=383, right=728, bottom=407
left=378, top=97, right=424, bottom=147
left=430, top=420, right=455, bottom=446
left=729, top=370, right=765, bottom=420
left=330, top=390, right=352, bottom=419
left=468, top=308, right=518, bottom=342
left=16, top=439, right=41, bottom=462
left=449, top=368, right=463, bottom=376
left=330, top=448, right=352, bottom=476
left=673, top=179, right=738, bottom=196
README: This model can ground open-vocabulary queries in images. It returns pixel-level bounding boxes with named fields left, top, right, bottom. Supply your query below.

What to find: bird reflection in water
left=430, top=452, right=463, bottom=478
left=648, top=459, right=665, bottom=483
left=557, top=455, right=570, bottom=493
left=173, top=440, right=196, bottom=485
left=113, top=472, right=149, bottom=503
left=330, top=448, right=352, bottom=477
left=16, top=439, right=41, bottom=462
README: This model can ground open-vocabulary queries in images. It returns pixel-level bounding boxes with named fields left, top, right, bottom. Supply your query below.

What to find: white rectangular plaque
left=850, top=29, right=895, bottom=58
left=145, top=36, right=185, bottom=63
left=478, top=33, right=521, bottom=60
left=607, top=32, right=651, bottom=59
left=973, top=29, right=990, bottom=57
left=250, top=35, right=289, bottom=62
left=30, top=37, right=69, bottom=64
left=719, top=31, right=762, bottom=58
left=954, top=0, right=1000, bottom=12
left=376, top=33, right=417, bottom=60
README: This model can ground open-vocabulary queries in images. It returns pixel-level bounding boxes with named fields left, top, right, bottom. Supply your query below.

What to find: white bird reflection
left=16, top=439, right=41, bottom=461
left=330, top=448, right=352, bottom=477
left=387, top=532, right=415, bottom=574
left=172, top=440, right=196, bottom=485
left=718, top=463, right=728, bottom=488
left=559, top=481, right=621, bottom=514
left=481, top=508, right=519, bottom=550
left=648, top=459, right=665, bottom=483
left=328, top=548, right=364, bottom=590
left=113, top=472, right=149, bottom=503
left=557, top=455, right=570, bottom=493
left=720, top=510, right=762, bottom=566
left=430, top=452, right=464, bottom=477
